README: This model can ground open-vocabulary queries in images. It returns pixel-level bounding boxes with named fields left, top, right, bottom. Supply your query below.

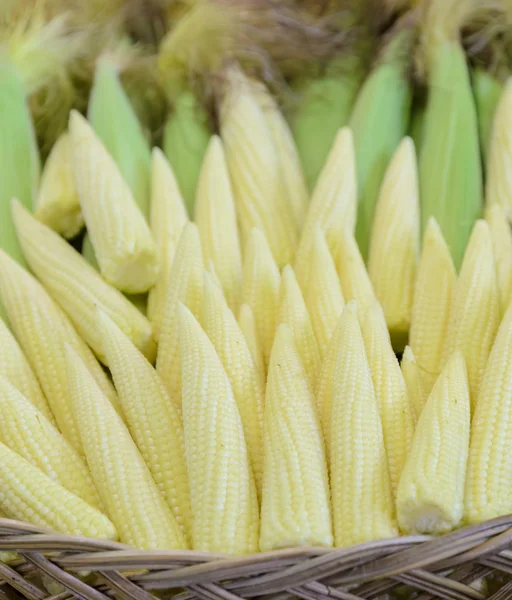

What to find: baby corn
left=485, top=204, right=512, bottom=314
left=238, top=303, right=266, bottom=389
left=401, top=346, right=431, bottom=422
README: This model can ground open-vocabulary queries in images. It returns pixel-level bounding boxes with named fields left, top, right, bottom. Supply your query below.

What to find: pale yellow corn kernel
left=294, top=127, right=357, bottom=286
left=0, top=250, right=120, bottom=454
left=11, top=200, right=156, bottom=365
left=69, top=111, right=158, bottom=294
left=277, top=266, right=320, bottom=388
left=304, top=227, right=345, bottom=360
left=397, top=351, right=470, bottom=535
left=238, top=303, right=266, bottom=389
left=148, top=148, right=189, bottom=341
left=98, top=309, right=191, bottom=541
left=336, top=229, right=378, bottom=319
left=260, top=324, right=333, bottom=552
left=156, top=223, right=204, bottom=408
left=0, top=441, right=117, bottom=540
left=241, top=228, right=281, bottom=368
left=409, top=218, right=456, bottom=393
left=361, top=302, right=416, bottom=496
left=485, top=204, right=512, bottom=314
left=203, top=274, right=264, bottom=496
left=251, top=79, right=308, bottom=230
left=194, top=135, right=242, bottom=312
left=442, top=220, right=501, bottom=410
left=0, top=318, right=54, bottom=424
left=465, top=303, right=512, bottom=524
left=179, top=303, right=259, bottom=554
left=34, top=132, right=84, bottom=239
left=65, top=346, right=187, bottom=550
left=400, top=346, right=432, bottom=422
left=330, top=302, right=398, bottom=547
left=486, top=78, right=512, bottom=222
left=220, top=68, right=298, bottom=267
left=0, top=377, right=103, bottom=511
left=368, top=137, right=420, bottom=350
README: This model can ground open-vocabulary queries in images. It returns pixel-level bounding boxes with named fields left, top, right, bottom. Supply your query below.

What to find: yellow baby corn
left=69, top=111, right=158, bottom=295
left=194, top=135, right=242, bottom=312
left=220, top=67, right=298, bottom=267
left=260, top=324, right=333, bottom=552
left=465, top=304, right=512, bottom=523
left=0, top=441, right=117, bottom=540
left=0, top=317, right=54, bottom=424
left=294, top=127, right=357, bottom=286
left=98, top=310, right=191, bottom=541
left=368, top=137, right=420, bottom=350
left=401, top=346, right=431, bottom=422
left=241, top=228, right=281, bottom=367
left=34, top=131, right=83, bottom=239
left=203, top=274, right=264, bottom=496
left=147, top=147, right=189, bottom=341
left=277, top=266, right=320, bottom=388
left=179, top=303, right=259, bottom=554
left=443, top=220, right=500, bottom=410
left=397, top=351, right=470, bottom=534
left=11, top=200, right=156, bottom=364
left=486, top=78, right=512, bottom=221
left=65, top=346, right=187, bottom=550
left=156, top=223, right=204, bottom=407
left=238, top=303, right=266, bottom=389
left=409, top=218, right=456, bottom=394
left=305, top=228, right=345, bottom=361
left=0, top=377, right=102, bottom=510
left=361, top=302, right=416, bottom=496
left=485, top=204, right=512, bottom=314
left=330, top=303, right=398, bottom=547
left=336, top=228, right=378, bottom=319
left=0, top=250, right=119, bottom=454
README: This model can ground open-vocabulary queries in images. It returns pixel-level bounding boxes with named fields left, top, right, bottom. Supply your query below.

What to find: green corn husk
left=473, top=67, right=504, bottom=165
left=409, top=93, right=426, bottom=151
left=350, top=20, right=415, bottom=262
left=418, top=0, right=483, bottom=271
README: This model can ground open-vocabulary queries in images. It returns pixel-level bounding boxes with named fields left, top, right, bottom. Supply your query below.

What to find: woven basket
left=3, top=517, right=512, bottom=600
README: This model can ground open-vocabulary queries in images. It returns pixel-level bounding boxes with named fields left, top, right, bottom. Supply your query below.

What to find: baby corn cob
left=203, top=274, right=265, bottom=496
left=330, top=303, right=398, bottom=547
left=69, top=111, right=158, bottom=294
left=65, top=346, right=187, bottom=550
left=277, top=266, right=320, bottom=388
left=241, top=228, right=281, bottom=368
left=98, top=310, right=192, bottom=541
left=465, top=304, right=512, bottom=523
left=305, top=228, right=345, bottom=361
left=147, top=148, right=189, bottom=341
left=260, top=324, right=333, bottom=551
left=0, top=317, right=54, bottom=424
left=368, top=137, right=420, bottom=350
left=442, top=220, right=500, bottom=410
left=220, top=67, right=298, bottom=267
left=0, top=377, right=102, bottom=510
left=238, top=303, right=266, bottom=389
left=34, top=131, right=83, bottom=239
left=294, top=127, right=357, bottom=286
left=11, top=200, right=156, bottom=364
left=179, top=304, right=259, bottom=554
left=361, top=302, right=416, bottom=496
left=0, top=441, right=117, bottom=540
left=485, top=204, right=512, bottom=314
left=194, top=135, right=242, bottom=312
left=409, top=218, right=456, bottom=395
left=156, top=223, right=204, bottom=407
left=397, top=351, right=470, bottom=534
left=336, top=228, right=378, bottom=319
left=401, top=346, right=430, bottom=421
left=0, top=250, right=119, bottom=453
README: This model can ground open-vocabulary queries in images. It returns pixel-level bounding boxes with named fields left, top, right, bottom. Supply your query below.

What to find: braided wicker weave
left=3, top=517, right=512, bottom=600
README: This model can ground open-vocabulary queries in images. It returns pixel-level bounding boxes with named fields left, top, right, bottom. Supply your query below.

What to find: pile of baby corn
left=3, top=0, right=512, bottom=560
